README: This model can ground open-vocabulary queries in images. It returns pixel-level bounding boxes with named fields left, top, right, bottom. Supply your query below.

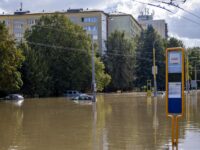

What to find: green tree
left=166, top=37, right=184, bottom=48
left=0, top=22, right=24, bottom=94
left=95, top=57, right=111, bottom=91
left=104, top=31, right=136, bottom=91
left=22, top=14, right=110, bottom=96
left=20, top=44, right=51, bottom=97
left=188, top=47, right=200, bottom=86
left=135, top=26, right=165, bottom=90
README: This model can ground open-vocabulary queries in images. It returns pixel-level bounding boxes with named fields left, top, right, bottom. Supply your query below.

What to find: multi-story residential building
left=108, top=13, right=143, bottom=39
left=0, top=8, right=108, bottom=55
left=0, top=8, right=142, bottom=55
left=138, top=13, right=168, bottom=39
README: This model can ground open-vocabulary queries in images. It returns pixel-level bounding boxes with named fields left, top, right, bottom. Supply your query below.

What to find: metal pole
left=91, top=35, right=96, bottom=102
left=195, top=63, right=197, bottom=90
left=153, top=41, right=157, bottom=97
left=187, top=53, right=190, bottom=93
left=195, top=63, right=197, bottom=81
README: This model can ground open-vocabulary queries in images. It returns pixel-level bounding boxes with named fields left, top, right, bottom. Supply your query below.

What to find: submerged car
left=64, top=90, right=81, bottom=98
left=72, top=94, right=93, bottom=100
left=5, top=94, right=24, bottom=100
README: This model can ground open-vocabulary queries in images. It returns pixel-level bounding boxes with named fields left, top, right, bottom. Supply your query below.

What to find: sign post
left=166, top=47, right=185, bottom=146
left=147, top=80, right=152, bottom=97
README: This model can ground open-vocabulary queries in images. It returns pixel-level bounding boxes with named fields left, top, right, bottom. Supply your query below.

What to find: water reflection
left=153, top=97, right=159, bottom=145
left=0, top=93, right=199, bottom=150
left=0, top=100, right=24, bottom=150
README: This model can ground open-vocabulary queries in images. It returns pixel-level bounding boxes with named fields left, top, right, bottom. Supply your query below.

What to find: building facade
left=0, top=9, right=108, bottom=55
left=138, top=14, right=168, bottom=39
left=108, top=13, right=142, bottom=39
left=0, top=9, right=142, bottom=55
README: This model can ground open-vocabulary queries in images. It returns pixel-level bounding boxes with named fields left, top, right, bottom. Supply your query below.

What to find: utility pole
left=195, top=63, right=197, bottom=81
left=153, top=40, right=158, bottom=97
left=91, top=35, right=96, bottom=102
left=186, top=53, right=190, bottom=93
left=195, top=63, right=197, bottom=90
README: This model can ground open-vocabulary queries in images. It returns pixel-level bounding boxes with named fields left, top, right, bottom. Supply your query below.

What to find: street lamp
left=91, top=34, right=97, bottom=102
left=153, top=39, right=159, bottom=97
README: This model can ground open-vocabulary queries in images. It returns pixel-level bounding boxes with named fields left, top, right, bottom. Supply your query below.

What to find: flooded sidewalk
left=0, top=92, right=199, bottom=150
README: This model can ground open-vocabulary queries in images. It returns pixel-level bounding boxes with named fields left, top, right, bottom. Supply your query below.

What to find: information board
left=168, top=82, right=181, bottom=98
left=168, top=51, right=182, bottom=73
left=166, top=48, right=184, bottom=116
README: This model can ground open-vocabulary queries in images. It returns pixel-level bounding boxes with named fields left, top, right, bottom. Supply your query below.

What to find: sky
left=0, top=0, right=200, bottom=48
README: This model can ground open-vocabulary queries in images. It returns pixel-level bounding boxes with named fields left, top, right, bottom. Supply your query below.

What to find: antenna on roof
left=20, top=2, right=23, bottom=11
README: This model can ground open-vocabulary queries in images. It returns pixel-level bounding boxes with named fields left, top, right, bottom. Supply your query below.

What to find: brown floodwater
left=0, top=92, right=199, bottom=150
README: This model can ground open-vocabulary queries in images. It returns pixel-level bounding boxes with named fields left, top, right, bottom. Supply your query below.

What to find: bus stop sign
left=166, top=48, right=184, bottom=116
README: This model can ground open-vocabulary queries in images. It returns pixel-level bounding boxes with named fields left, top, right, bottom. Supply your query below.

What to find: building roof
left=0, top=9, right=108, bottom=17
left=108, top=12, right=143, bottom=30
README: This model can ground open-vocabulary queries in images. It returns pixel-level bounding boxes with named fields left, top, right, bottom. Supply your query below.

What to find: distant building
left=138, top=13, right=168, bottom=39
left=0, top=8, right=108, bottom=55
left=108, top=13, right=142, bottom=39
left=0, top=7, right=142, bottom=55
left=66, top=9, right=108, bottom=55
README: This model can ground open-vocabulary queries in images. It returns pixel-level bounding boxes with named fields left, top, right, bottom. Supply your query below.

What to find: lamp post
left=153, top=40, right=158, bottom=97
left=91, top=34, right=96, bottom=102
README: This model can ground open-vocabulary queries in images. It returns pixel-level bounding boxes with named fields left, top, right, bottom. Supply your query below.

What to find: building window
left=69, top=16, right=79, bottom=23
left=1, top=20, right=10, bottom=26
left=27, top=19, right=35, bottom=25
left=82, top=17, right=97, bottom=23
left=84, top=25, right=97, bottom=32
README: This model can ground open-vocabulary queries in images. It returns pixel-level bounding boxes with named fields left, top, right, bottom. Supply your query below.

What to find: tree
left=22, top=14, right=110, bottom=96
left=104, top=31, right=136, bottom=91
left=135, top=26, right=165, bottom=90
left=0, top=22, right=24, bottom=94
left=187, top=47, right=200, bottom=87
left=166, top=37, right=184, bottom=48
left=20, top=44, right=52, bottom=97
left=95, top=57, right=111, bottom=91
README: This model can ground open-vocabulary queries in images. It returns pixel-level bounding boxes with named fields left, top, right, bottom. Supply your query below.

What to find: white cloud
left=0, top=0, right=200, bottom=47
left=169, top=32, right=200, bottom=48
left=0, top=8, right=6, bottom=13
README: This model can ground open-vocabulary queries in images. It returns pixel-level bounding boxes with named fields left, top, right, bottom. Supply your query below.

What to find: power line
left=153, top=0, right=200, bottom=20
left=134, top=0, right=200, bottom=26
left=26, top=41, right=165, bottom=63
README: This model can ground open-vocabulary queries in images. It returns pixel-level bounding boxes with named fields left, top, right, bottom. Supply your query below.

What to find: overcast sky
left=0, top=0, right=200, bottom=47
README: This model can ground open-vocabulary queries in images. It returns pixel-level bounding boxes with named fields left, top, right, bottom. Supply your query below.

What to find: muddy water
left=0, top=92, right=199, bottom=150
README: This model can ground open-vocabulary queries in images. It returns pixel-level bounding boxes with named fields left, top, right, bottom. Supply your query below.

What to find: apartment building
left=138, top=14, right=168, bottom=39
left=0, top=9, right=108, bottom=55
left=0, top=8, right=142, bottom=55
left=108, top=13, right=143, bottom=39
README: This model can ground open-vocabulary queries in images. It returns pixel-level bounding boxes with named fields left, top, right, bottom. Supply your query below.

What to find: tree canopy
left=21, top=14, right=110, bottom=96
left=135, top=26, right=165, bottom=90
left=0, top=22, right=24, bottom=94
left=104, top=30, right=136, bottom=91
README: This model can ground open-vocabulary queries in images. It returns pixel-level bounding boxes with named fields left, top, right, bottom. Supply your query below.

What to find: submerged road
left=0, top=91, right=199, bottom=150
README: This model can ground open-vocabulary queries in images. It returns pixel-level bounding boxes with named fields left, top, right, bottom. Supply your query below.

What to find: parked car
left=64, top=90, right=81, bottom=98
left=5, top=94, right=24, bottom=100
left=72, top=94, right=93, bottom=100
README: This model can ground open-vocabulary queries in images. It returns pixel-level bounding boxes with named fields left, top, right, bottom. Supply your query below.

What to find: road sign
left=191, top=80, right=197, bottom=89
left=166, top=47, right=185, bottom=145
left=152, top=66, right=157, bottom=75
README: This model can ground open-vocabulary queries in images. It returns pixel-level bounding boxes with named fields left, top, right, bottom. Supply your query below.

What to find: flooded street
left=0, top=92, right=199, bottom=150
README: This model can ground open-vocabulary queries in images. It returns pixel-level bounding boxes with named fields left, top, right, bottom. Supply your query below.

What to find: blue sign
left=166, top=48, right=184, bottom=115
left=168, top=51, right=182, bottom=73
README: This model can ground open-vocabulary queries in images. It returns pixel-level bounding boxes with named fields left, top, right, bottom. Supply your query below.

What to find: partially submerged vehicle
left=2, top=94, right=24, bottom=106
left=71, top=94, right=93, bottom=100
left=63, top=90, right=81, bottom=98
left=5, top=94, right=24, bottom=100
